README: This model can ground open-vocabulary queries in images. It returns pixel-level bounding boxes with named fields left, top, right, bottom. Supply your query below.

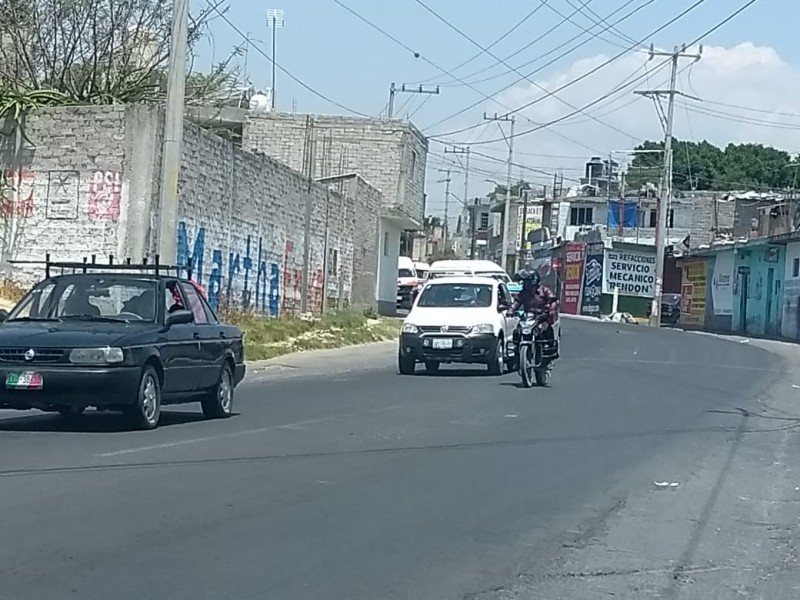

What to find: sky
left=192, top=0, right=800, bottom=218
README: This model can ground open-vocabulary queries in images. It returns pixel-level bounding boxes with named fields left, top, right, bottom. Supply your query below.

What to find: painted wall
left=732, top=244, right=784, bottom=336
left=781, top=242, right=800, bottom=340
left=0, top=105, right=384, bottom=316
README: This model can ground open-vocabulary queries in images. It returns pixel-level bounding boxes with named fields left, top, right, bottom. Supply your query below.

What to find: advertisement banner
left=681, top=258, right=707, bottom=325
left=602, top=248, right=656, bottom=298
left=711, top=252, right=733, bottom=315
left=580, top=242, right=605, bottom=316
left=562, top=242, right=586, bottom=314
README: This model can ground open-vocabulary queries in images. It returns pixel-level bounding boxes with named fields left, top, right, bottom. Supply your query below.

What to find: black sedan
left=0, top=272, right=245, bottom=429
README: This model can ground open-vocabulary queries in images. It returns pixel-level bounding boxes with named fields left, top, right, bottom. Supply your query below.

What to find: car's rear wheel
left=202, top=363, right=234, bottom=419
left=487, top=338, right=504, bottom=375
left=125, top=366, right=161, bottom=430
left=398, top=353, right=416, bottom=375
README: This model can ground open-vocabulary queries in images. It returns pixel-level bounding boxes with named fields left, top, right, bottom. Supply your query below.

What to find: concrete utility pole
left=520, top=188, right=529, bottom=252
left=484, top=113, right=515, bottom=270
left=444, top=146, right=470, bottom=250
left=634, top=43, right=702, bottom=327
left=437, top=169, right=452, bottom=250
left=470, top=198, right=479, bottom=260
left=266, top=9, right=284, bottom=110
left=157, top=0, right=189, bottom=264
left=387, top=83, right=440, bottom=118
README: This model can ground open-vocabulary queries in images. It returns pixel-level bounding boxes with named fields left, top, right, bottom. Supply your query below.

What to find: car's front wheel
left=487, top=338, right=504, bottom=375
left=125, top=366, right=162, bottom=430
left=398, top=353, right=416, bottom=375
left=202, top=363, right=234, bottom=419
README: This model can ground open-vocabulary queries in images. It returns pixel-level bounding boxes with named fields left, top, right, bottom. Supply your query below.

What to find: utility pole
left=470, top=198, right=479, bottom=260
left=157, top=0, right=189, bottom=263
left=520, top=188, right=529, bottom=253
left=484, top=113, right=515, bottom=270
left=445, top=146, right=470, bottom=256
left=387, top=83, right=440, bottom=118
left=266, top=9, right=284, bottom=110
left=437, top=169, right=452, bottom=250
left=634, top=43, right=702, bottom=327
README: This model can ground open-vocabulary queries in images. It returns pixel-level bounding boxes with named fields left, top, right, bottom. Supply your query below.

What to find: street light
left=266, top=8, right=285, bottom=110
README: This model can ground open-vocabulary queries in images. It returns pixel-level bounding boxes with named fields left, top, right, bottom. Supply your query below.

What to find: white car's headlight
left=471, top=323, right=494, bottom=334
left=401, top=322, right=419, bottom=334
left=69, top=346, right=124, bottom=365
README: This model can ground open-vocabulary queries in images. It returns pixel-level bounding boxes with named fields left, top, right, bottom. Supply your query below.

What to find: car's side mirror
left=165, top=309, right=194, bottom=326
left=0, top=309, right=9, bottom=323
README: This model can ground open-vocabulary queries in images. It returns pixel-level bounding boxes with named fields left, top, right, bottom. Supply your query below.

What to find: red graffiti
left=0, top=170, right=35, bottom=217
left=88, top=170, right=121, bottom=221
left=281, top=240, right=326, bottom=314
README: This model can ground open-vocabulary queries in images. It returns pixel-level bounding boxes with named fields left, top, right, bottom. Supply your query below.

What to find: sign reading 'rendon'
left=602, top=249, right=656, bottom=298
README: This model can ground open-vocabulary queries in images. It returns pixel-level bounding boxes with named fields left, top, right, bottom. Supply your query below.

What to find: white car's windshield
left=417, top=283, right=493, bottom=308
left=398, top=269, right=415, bottom=278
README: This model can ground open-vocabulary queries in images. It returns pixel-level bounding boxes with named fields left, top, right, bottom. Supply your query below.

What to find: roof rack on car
left=10, top=254, right=196, bottom=280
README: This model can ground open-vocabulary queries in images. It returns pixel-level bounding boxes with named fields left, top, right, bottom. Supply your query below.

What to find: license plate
left=432, top=338, right=453, bottom=350
left=6, top=371, right=43, bottom=390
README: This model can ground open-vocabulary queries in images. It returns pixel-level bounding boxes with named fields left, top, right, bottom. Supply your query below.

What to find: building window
left=569, top=206, right=593, bottom=226
left=410, top=150, right=417, bottom=180
left=480, top=212, right=489, bottom=230
left=794, top=257, right=799, bottom=278
left=383, top=231, right=389, bottom=256
left=648, top=208, right=675, bottom=228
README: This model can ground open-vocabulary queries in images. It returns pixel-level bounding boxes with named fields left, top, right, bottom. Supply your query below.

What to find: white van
left=413, top=261, right=430, bottom=281
left=397, top=256, right=418, bottom=309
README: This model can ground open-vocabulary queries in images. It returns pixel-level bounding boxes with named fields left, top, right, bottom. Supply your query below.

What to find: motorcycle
left=515, top=310, right=558, bottom=388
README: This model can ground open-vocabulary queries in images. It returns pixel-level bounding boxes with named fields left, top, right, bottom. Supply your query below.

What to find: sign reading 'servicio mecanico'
left=602, top=248, right=656, bottom=298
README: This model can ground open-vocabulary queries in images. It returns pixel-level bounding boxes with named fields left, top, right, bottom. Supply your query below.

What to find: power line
left=682, top=98, right=800, bottom=120
left=422, top=0, right=658, bottom=131
left=205, top=2, right=371, bottom=117
left=412, top=0, right=641, bottom=141
left=544, top=0, right=647, bottom=51
left=332, top=0, right=603, bottom=155
left=413, top=1, right=551, bottom=86
left=432, top=0, right=759, bottom=147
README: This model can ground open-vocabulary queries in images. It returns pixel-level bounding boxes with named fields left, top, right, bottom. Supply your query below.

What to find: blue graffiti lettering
left=176, top=222, right=205, bottom=282
left=176, top=222, right=281, bottom=316
left=208, top=249, right=223, bottom=309
left=269, top=263, right=280, bottom=316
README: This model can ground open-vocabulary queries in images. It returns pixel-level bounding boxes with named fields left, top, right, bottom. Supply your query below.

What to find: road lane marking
left=96, top=405, right=401, bottom=458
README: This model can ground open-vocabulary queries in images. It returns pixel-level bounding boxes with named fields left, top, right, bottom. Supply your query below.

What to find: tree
left=0, top=0, right=241, bottom=112
left=627, top=139, right=799, bottom=192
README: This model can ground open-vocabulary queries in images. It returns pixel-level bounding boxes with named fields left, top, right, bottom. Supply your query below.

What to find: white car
left=398, top=276, right=517, bottom=375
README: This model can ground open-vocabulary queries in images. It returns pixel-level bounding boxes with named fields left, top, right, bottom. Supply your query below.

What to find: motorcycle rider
left=507, top=270, right=560, bottom=360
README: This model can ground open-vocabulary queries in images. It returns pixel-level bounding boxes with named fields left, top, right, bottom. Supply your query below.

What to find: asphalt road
left=2, top=319, right=799, bottom=599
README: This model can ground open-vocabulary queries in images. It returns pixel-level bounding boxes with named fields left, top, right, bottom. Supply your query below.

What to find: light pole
left=266, top=8, right=284, bottom=110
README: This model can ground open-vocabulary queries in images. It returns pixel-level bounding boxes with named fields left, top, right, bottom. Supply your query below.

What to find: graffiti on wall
left=46, top=171, right=80, bottom=220
left=1, top=170, right=35, bottom=217
left=177, top=221, right=283, bottom=316
left=88, top=170, right=121, bottom=221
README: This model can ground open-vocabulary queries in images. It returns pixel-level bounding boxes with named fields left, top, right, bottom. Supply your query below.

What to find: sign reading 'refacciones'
left=602, top=249, right=656, bottom=298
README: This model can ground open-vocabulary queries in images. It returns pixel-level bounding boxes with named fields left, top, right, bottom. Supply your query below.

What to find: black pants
left=514, top=320, right=559, bottom=359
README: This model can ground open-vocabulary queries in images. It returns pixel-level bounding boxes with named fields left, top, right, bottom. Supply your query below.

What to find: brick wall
left=0, top=105, right=383, bottom=315
left=243, top=112, right=427, bottom=225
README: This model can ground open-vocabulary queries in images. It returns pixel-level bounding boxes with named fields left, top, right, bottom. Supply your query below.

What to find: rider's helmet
left=518, top=269, right=541, bottom=290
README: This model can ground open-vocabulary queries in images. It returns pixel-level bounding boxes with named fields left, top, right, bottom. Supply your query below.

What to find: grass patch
left=221, top=309, right=400, bottom=361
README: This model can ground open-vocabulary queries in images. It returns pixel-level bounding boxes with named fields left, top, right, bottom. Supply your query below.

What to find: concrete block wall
left=243, top=112, right=427, bottom=225
left=0, top=105, right=156, bottom=284
left=0, top=105, right=383, bottom=316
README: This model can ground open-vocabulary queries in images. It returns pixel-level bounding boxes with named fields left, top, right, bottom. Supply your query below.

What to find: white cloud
left=466, top=43, right=800, bottom=185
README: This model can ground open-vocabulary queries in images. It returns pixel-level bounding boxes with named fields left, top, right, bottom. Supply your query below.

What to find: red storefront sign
left=562, top=242, right=587, bottom=315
